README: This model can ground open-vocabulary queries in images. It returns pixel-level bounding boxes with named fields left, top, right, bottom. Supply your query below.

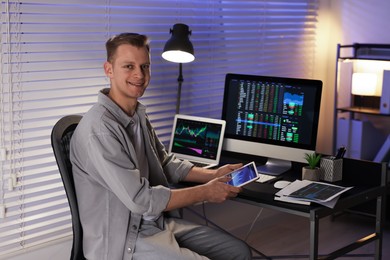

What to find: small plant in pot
left=302, top=152, right=321, bottom=181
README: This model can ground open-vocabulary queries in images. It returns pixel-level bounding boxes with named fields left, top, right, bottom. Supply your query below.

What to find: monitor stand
left=256, top=158, right=292, bottom=176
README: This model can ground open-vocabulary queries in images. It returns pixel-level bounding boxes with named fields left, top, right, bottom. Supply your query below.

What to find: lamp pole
left=176, top=63, right=184, bottom=114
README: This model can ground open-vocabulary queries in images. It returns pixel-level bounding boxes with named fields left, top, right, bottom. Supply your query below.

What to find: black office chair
left=51, top=115, right=85, bottom=260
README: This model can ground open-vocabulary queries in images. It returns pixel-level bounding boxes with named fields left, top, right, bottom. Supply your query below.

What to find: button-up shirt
left=70, top=88, right=193, bottom=260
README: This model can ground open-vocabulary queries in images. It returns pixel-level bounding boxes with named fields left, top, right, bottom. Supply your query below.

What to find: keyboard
left=190, top=161, right=210, bottom=168
left=256, top=173, right=277, bottom=183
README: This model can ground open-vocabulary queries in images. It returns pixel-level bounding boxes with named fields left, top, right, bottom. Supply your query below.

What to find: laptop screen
left=168, top=115, right=226, bottom=165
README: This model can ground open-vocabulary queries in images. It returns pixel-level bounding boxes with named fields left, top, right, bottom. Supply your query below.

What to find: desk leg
left=375, top=193, right=384, bottom=260
left=375, top=162, right=388, bottom=260
left=310, top=211, right=319, bottom=260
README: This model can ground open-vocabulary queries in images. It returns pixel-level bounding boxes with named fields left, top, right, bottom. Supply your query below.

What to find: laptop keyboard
left=190, top=161, right=210, bottom=168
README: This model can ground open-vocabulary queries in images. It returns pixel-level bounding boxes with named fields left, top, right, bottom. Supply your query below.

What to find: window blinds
left=0, top=0, right=318, bottom=257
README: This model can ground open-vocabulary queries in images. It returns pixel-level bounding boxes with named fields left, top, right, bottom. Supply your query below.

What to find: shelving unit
left=333, top=43, right=390, bottom=161
left=334, top=44, right=390, bottom=223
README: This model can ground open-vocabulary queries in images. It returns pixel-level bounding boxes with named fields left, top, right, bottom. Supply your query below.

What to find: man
left=70, top=33, right=252, bottom=260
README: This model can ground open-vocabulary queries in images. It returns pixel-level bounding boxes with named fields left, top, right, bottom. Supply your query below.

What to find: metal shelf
left=333, top=43, right=390, bottom=155
left=337, top=106, right=390, bottom=116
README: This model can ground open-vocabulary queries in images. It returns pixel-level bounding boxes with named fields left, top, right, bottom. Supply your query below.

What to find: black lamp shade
left=162, top=23, right=195, bottom=63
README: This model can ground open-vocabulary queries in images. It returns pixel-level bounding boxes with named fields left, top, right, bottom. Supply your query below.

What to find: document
left=275, top=180, right=353, bottom=208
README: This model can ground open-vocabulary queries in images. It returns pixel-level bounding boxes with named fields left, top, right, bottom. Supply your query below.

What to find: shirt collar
left=98, top=88, right=146, bottom=127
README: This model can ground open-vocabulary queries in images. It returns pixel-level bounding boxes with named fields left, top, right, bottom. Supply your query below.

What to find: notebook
left=168, top=114, right=226, bottom=169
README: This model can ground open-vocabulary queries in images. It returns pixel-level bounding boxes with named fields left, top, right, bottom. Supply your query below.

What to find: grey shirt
left=69, top=88, right=193, bottom=260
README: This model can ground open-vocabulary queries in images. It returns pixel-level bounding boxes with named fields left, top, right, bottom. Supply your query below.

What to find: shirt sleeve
left=144, top=116, right=194, bottom=183
left=85, top=132, right=171, bottom=217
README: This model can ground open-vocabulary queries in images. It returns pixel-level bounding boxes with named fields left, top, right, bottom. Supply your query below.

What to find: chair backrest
left=51, top=115, right=84, bottom=260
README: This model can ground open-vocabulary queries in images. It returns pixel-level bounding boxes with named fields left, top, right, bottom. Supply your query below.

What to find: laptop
left=168, top=114, right=226, bottom=169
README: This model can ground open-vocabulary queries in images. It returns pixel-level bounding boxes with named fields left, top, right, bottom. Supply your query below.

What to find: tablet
left=225, top=161, right=259, bottom=187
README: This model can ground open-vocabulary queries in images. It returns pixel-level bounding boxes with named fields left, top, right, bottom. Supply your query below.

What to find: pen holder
left=320, top=156, right=343, bottom=182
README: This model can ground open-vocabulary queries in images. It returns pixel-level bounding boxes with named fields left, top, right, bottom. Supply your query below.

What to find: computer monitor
left=221, top=73, right=323, bottom=175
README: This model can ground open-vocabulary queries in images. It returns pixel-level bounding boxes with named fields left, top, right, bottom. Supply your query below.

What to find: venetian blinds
left=0, top=0, right=318, bottom=257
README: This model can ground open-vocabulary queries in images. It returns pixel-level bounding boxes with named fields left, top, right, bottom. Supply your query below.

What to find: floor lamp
left=162, top=23, right=195, bottom=114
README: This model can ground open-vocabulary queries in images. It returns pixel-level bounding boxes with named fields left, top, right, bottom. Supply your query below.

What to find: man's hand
left=201, top=176, right=242, bottom=203
left=214, top=163, right=243, bottom=178
left=184, top=163, right=243, bottom=183
left=165, top=163, right=245, bottom=211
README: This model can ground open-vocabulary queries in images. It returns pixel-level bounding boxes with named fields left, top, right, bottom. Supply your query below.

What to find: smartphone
left=225, top=161, right=259, bottom=187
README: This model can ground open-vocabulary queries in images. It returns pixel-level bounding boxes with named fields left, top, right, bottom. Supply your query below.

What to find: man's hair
left=105, top=33, right=150, bottom=62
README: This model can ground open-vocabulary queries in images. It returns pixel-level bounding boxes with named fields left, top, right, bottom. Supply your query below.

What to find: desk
left=221, top=152, right=388, bottom=260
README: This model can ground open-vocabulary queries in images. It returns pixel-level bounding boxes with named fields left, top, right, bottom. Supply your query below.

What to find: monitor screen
left=221, top=73, right=322, bottom=175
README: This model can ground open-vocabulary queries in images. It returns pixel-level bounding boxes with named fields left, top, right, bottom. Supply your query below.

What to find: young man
left=70, top=33, right=252, bottom=260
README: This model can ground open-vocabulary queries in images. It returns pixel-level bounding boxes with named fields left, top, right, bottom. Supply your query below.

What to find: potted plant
left=302, top=152, right=321, bottom=181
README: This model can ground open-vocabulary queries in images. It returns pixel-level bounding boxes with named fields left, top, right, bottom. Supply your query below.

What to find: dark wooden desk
left=221, top=152, right=388, bottom=260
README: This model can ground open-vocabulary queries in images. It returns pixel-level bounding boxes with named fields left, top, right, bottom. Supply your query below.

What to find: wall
left=314, top=0, right=390, bottom=155
left=4, top=1, right=390, bottom=259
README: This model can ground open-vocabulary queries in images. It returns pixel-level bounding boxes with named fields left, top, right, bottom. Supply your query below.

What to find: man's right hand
left=165, top=174, right=242, bottom=211
left=201, top=176, right=242, bottom=203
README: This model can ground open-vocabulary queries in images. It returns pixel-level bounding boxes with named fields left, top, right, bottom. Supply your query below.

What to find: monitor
left=221, top=73, right=323, bottom=175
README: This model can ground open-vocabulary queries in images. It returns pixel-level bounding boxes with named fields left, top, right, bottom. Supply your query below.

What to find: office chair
left=51, top=115, right=85, bottom=260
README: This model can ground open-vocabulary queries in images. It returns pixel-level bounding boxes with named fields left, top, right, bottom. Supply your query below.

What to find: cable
left=201, top=202, right=208, bottom=226
left=185, top=204, right=270, bottom=260
left=244, top=207, right=263, bottom=242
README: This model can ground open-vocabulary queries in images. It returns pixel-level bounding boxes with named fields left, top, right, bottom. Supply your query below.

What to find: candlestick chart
left=172, top=122, right=221, bottom=159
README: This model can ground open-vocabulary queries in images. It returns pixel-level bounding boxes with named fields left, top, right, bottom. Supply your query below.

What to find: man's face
left=104, top=44, right=151, bottom=100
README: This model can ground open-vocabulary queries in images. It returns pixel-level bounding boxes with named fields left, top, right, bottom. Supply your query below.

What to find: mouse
left=273, top=180, right=291, bottom=189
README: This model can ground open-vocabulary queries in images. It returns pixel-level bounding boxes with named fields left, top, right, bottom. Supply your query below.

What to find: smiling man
left=69, top=33, right=252, bottom=260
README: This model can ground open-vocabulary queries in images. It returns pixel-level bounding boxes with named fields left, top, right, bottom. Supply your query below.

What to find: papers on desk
left=275, top=180, right=353, bottom=208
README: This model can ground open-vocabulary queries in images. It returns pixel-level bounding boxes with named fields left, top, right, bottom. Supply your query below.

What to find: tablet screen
left=225, top=161, right=259, bottom=187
